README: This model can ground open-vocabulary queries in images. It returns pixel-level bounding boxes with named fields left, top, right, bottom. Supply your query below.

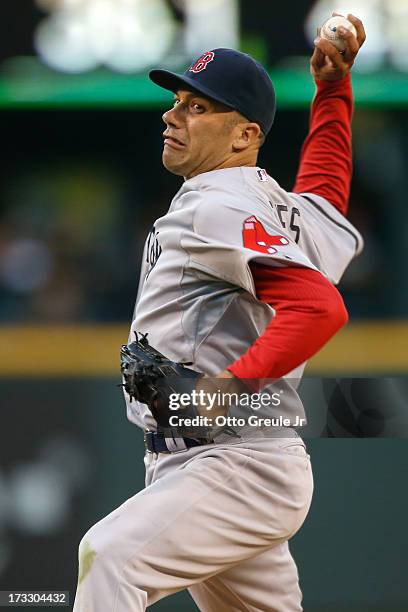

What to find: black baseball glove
left=120, top=332, right=204, bottom=432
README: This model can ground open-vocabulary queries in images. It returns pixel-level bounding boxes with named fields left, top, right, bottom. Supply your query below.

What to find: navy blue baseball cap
left=149, top=48, right=276, bottom=136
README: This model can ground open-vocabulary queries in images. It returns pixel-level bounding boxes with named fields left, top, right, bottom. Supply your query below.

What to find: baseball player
left=74, top=14, right=366, bottom=612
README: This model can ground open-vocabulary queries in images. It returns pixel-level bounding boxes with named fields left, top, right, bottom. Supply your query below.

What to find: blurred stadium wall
left=0, top=2, right=407, bottom=611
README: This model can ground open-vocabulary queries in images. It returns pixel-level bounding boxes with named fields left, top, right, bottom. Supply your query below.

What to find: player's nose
left=162, top=105, right=183, bottom=127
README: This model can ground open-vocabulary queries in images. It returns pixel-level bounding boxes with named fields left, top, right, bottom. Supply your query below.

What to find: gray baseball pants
left=73, top=430, right=313, bottom=611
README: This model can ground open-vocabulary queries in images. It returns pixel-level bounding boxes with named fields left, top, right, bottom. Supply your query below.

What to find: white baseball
left=321, top=16, right=357, bottom=52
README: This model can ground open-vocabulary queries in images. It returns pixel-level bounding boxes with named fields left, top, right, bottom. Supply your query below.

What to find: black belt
left=144, top=431, right=211, bottom=454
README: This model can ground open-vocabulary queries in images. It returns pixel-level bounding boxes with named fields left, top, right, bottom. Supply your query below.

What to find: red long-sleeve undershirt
left=228, top=265, right=348, bottom=387
left=227, top=76, right=353, bottom=385
left=293, top=74, right=353, bottom=216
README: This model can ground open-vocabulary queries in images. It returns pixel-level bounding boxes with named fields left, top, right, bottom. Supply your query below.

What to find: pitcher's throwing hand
left=312, top=13, right=366, bottom=81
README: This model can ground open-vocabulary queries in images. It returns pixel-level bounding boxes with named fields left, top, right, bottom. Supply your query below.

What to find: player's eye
left=173, top=99, right=181, bottom=107
left=191, top=102, right=205, bottom=113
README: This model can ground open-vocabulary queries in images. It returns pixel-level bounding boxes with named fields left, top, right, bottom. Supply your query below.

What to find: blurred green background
left=1, top=1, right=407, bottom=610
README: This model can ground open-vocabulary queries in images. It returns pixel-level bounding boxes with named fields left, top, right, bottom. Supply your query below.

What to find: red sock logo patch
left=243, top=216, right=289, bottom=254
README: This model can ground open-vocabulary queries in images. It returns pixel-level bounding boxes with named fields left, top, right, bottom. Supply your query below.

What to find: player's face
left=161, top=90, right=246, bottom=179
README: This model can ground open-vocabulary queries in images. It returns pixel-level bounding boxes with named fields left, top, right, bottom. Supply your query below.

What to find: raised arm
left=293, top=13, right=366, bottom=216
left=210, top=16, right=366, bottom=395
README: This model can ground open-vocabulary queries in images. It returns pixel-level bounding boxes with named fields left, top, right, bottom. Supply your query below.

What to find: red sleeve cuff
left=314, top=73, right=352, bottom=90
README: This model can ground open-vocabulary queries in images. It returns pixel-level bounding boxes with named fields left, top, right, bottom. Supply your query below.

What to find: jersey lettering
left=145, top=225, right=162, bottom=279
left=276, top=204, right=288, bottom=228
left=271, top=201, right=302, bottom=244
left=289, top=208, right=301, bottom=243
left=189, top=51, right=215, bottom=73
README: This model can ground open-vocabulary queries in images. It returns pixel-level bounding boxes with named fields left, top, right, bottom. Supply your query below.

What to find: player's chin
left=162, top=149, right=188, bottom=176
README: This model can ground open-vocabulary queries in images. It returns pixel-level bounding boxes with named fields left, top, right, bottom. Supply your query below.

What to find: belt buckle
left=144, top=430, right=153, bottom=454
left=164, top=436, right=189, bottom=453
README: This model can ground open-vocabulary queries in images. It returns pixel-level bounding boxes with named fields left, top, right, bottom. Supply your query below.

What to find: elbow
left=324, top=286, right=349, bottom=334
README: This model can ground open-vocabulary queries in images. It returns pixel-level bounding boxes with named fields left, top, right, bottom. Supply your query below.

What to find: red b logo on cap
left=189, top=51, right=215, bottom=73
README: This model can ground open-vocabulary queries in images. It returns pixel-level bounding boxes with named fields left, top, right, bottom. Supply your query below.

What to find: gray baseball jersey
left=125, top=166, right=363, bottom=432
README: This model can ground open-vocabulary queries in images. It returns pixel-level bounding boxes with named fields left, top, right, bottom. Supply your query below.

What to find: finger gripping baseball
left=120, top=333, right=203, bottom=428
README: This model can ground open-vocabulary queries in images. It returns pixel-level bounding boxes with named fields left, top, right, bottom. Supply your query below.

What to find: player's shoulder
left=182, top=167, right=277, bottom=223
left=178, top=167, right=305, bottom=252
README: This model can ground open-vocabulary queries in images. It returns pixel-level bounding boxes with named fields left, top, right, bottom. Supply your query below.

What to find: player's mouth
left=163, top=133, right=186, bottom=150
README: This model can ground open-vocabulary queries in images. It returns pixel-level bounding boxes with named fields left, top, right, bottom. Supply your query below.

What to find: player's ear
left=232, top=123, right=262, bottom=151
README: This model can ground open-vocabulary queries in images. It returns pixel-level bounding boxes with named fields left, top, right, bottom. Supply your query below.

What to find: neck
left=185, top=150, right=259, bottom=180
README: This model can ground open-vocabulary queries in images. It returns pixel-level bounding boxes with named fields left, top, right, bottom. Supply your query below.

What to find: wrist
left=315, top=72, right=351, bottom=88
left=216, top=369, right=235, bottom=379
